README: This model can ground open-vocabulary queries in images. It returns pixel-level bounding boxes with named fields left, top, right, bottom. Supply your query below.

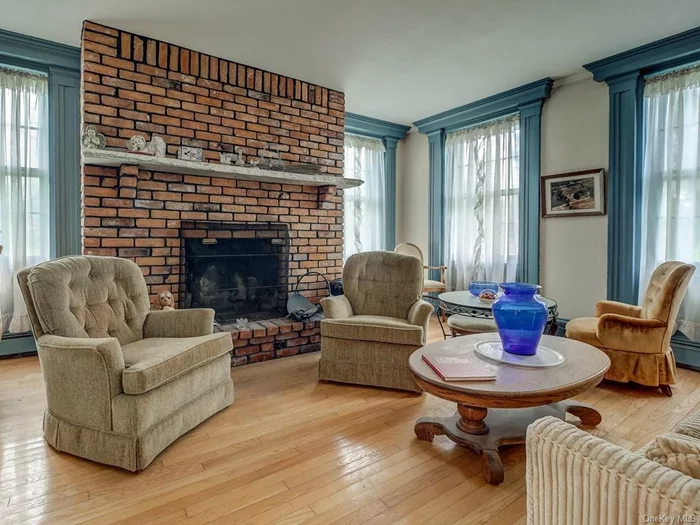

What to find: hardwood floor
left=1, top=319, right=699, bottom=524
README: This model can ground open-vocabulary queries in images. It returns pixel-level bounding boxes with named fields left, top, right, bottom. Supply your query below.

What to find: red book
left=422, top=354, right=496, bottom=382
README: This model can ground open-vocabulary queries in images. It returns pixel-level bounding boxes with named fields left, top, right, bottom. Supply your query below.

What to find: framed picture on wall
left=541, top=168, right=606, bottom=218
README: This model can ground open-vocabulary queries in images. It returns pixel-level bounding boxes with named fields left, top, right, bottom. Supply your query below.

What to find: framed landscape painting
left=541, top=168, right=606, bottom=218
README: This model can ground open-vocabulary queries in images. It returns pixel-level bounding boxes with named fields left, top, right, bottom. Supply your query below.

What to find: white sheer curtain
left=0, top=67, right=50, bottom=334
left=343, top=134, right=386, bottom=259
left=640, top=65, right=700, bottom=341
left=444, top=115, right=520, bottom=291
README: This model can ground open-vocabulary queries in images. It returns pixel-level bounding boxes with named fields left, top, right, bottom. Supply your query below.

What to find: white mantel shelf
left=82, top=149, right=362, bottom=189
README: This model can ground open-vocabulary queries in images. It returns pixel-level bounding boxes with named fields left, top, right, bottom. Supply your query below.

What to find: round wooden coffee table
left=409, top=332, right=610, bottom=485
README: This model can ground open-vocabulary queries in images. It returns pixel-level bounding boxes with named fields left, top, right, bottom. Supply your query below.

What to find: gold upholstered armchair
left=318, top=251, right=434, bottom=392
left=17, top=256, right=234, bottom=471
left=566, top=261, right=695, bottom=396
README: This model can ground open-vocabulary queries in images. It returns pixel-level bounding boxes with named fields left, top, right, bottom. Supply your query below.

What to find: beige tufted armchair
left=566, top=261, right=695, bottom=396
left=17, top=256, right=234, bottom=471
left=318, top=251, right=434, bottom=392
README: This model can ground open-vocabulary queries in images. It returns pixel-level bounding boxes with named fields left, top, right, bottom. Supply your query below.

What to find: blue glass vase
left=492, top=283, right=547, bottom=356
left=468, top=281, right=499, bottom=296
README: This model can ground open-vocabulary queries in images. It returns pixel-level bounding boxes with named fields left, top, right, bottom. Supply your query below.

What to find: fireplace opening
left=181, top=222, right=289, bottom=324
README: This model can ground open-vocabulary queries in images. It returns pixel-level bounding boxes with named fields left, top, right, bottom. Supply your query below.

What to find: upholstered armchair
left=17, top=256, right=234, bottom=471
left=319, top=251, right=433, bottom=392
left=566, top=261, right=695, bottom=396
left=394, top=242, right=447, bottom=294
left=526, top=416, right=700, bottom=525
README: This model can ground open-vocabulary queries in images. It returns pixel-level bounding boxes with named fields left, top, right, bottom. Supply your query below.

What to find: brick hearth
left=80, top=21, right=345, bottom=365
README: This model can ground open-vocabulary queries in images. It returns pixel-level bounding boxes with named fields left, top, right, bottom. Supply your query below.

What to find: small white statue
left=127, top=135, right=166, bottom=158
left=81, top=125, right=106, bottom=150
left=219, top=152, right=236, bottom=165
left=234, top=146, right=246, bottom=166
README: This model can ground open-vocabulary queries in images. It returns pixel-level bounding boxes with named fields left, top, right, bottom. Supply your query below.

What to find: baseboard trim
left=0, top=333, right=37, bottom=358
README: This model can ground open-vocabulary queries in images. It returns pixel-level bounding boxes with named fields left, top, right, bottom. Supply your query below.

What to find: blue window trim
left=584, top=25, right=700, bottom=368
left=0, top=29, right=80, bottom=356
left=413, top=78, right=553, bottom=283
left=344, top=113, right=410, bottom=250
left=0, top=28, right=81, bottom=259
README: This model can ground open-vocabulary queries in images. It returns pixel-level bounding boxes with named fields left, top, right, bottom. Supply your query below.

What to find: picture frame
left=541, top=168, right=606, bottom=218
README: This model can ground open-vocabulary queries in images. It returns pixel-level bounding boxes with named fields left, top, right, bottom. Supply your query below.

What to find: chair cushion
left=644, top=432, right=700, bottom=479
left=447, top=315, right=497, bottom=333
left=112, top=354, right=232, bottom=434
left=424, top=279, right=446, bottom=292
left=121, top=332, right=232, bottom=394
left=321, top=315, right=423, bottom=346
left=26, top=256, right=151, bottom=345
left=565, top=317, right=602, bottom=347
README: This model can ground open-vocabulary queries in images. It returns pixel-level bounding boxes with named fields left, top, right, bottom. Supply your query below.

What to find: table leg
left=414, top=400, right=601, bottom=485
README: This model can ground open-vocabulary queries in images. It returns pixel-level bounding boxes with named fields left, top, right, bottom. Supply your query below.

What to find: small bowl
left=478, top=290, right=498, bottom=304
left=468, top=281, right=499, bottom=296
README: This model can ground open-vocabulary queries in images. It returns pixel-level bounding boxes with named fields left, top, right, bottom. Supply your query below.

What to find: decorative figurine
left=219, top=152, right=236, bottom=165
left=234, top=146, right=246, bottom=166
left=235, top=318, right=249, bottom=330
left=249, top=158, right=260, bottom=168
left=158, top=291, right=175, bottom=311
left=81, top=125, right=106, bottom=150
left=127, top=135, right=166, bottom=158
left=178, top=146, right=203, bottom=162
left=269, top=143, right=285, bottom=170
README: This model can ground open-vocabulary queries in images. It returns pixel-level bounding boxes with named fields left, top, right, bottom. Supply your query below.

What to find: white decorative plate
left=474, top=341, right=565, bottom=368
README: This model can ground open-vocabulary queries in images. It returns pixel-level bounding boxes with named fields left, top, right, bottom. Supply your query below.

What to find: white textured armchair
left=319, top=251, right=433, bottom=392
left=526, top=416, right=700, bottom=525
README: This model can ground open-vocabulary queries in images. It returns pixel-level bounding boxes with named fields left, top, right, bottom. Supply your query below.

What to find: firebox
left=181, top=222, right=289, bottom=324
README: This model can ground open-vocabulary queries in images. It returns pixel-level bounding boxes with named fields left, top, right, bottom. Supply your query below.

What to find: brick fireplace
left=80, top=21, right=346, bottom=364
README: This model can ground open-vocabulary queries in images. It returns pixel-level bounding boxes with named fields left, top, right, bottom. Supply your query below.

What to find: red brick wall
left=80, top=21, right=345, bottom=306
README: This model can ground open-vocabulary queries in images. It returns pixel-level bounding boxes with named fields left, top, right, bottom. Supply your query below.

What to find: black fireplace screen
left=181, top=222, right=289, bottom=324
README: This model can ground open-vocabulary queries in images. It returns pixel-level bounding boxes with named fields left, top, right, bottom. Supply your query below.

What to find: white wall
left=540, top=77, right=608, bottom=319
left=396, top=129, right=430, bottom=257
left=395, top=75, right=609, bottom=319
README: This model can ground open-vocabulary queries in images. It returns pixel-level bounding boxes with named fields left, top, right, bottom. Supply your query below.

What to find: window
left=0, top=66, right=50, bottom=334
left=639, top=65, right=700, bottom=341
left=343, top=134, right=387, bottom=259
left=443, top=115, right=520, bottom=290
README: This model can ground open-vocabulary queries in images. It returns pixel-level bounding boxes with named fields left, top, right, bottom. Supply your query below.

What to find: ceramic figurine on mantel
left=268, top=143, right=285, bottom=170
left=219, top=152, right=236, bottom=165
left=234, top=146, right=245, bottom=166
left=178, top=146, right=203, bottom=162
left=81, top=125, right=106, bottom=150
left=127, top=134, right=166, bottom=158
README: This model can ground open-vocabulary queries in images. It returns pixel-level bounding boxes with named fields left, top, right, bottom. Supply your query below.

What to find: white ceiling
left=2, top=0, right=700, bottom=124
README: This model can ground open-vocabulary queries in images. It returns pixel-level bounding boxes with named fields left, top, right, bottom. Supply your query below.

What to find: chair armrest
left=143, top=308, right=215, bottom=338
left=36, top=335, right=125, bottom=431
left=526, top=417, right=700, bottom=525
left=320, top=295, right=353, bottom=319
left=596, top=313, right=667, bottom=353
left=408, top=299, right=434, bottom=345
left=595, top=300, right=642, bottom=318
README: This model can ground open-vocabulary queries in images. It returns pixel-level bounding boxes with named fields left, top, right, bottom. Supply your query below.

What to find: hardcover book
left=422, top=354, right=497, bottom=382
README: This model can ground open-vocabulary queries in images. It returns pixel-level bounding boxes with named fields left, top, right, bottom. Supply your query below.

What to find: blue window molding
left=584, top=26, right=700, bottom=367
left=414, top=78, right=553, bottom=284
left=0, top=29, right=80, bottom=356
left=0, top=28, right=81, bottom=259
left=344, top=113, right=410, bottom=250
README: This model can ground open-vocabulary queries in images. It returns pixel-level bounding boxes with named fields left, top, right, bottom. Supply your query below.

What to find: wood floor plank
left=0, top=317, right=697, bottom=525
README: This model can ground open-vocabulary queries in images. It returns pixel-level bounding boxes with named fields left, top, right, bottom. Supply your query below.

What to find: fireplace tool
left=287, top=271, right=331, bottom=322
